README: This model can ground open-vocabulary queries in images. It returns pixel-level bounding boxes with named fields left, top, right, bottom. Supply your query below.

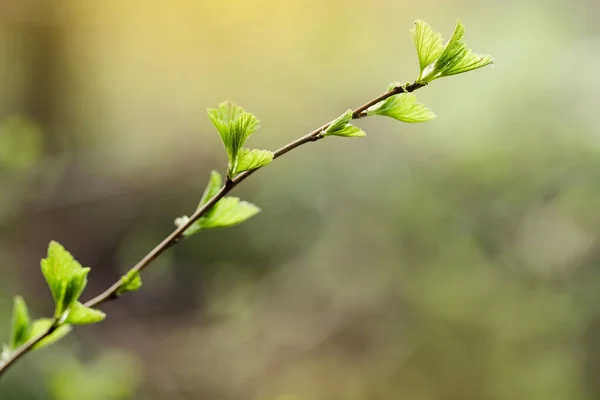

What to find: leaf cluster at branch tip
left=208, top=102, right=274, bottom=178
left=411, top=19, right=493, bottom=83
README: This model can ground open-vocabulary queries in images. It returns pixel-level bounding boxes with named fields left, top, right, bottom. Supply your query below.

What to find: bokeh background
left=1, top=0, right=599, bottom=399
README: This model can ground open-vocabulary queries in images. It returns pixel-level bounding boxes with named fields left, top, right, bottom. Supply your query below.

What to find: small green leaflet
left=6, top=297, right=75, bottom=353
left=116, top=270, right=142, bottom=296
left=184, top=197, right=261, bottom=236
left=207, top=102, right=261, bottom=176
left=234, top=148, right=274, bottom=174
left=411, top=19, right=493, bottom=83
left=65, top=302, right=106, bottom=325
left=40, top=241, right=91, bottom=318
left=10, top=296, right=31, bottom=349
left=322, top=109, right=366, bottom=138
left=196, top=197, right=260, bottom=229
left=411, top=20, right=444, bottom=75
left=367, top=83, right=435, bottom=123
left=197, top=170, right=222, bottom=210
left=180, top=171, right=262, bottom=237
left=30, top=319, right=72, bottom=351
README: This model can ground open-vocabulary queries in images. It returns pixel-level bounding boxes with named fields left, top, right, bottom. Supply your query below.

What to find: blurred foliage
left=1, top=0, right=600, bottom=399
left=44, top=350, right=142, bottom=400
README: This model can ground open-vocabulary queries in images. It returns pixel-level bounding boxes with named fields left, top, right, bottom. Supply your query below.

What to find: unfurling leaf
left=411, top=19, right=493, bottom=83
left=40, top=241, right=90, bottom=318
left=198, top=170, right=223, bottom=209
left=367, top=83, right=435, bottom=123
left=30, top=319, right=72, bottom=351
left=199, top=197, right=260, bottom=229
left=58, top=268, right=89, bottom=318
left=207, top=102, right=260, bottom=176
left=65, top=302, right=106, bottom=325
left=175, top=170, right=224, bottom=230
left=184, top=196, right=261, bottom=236
left=10, top=296, right=31, bottom=349
left=411, top=20, right=445, bottom=75
left=323, top=109, right=366, bottom=138
left=234, top=148, right=274, bottom=174
left=116, top=270, right=143, bottom=296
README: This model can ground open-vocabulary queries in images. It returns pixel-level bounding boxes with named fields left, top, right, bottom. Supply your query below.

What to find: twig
left=0, top=81, right=424, bottom=378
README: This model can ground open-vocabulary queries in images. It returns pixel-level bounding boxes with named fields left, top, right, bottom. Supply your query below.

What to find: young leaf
left=199, top=197, right=261, bottom=229
left=177, top=171, right=225, bottom=236
left=411, top=20, right=445, bottom=79
left=58, top=268, right=90, bottom=318
left=234, top=148, right=274, bottom=174
left=322, top=109, right=366, bottom=138
left=198, top=170, right=223, bottom=209
left=10, top=296, right=32, bottom=349
left=30, top=319, right=72, bottom=351
left=40, top=241, right=90, bottom=317
left=433, top=20, right=493, bottom=78
left=414, top=19, right=493, bottom=82
left=116, top=270, right=143, bottom=296
left=183, top=196, right=261, bottom=236
left=65, top=302, right=106, bottom=325
left=367, top=84, right=435, bottom=123
left=176, top=170, right=226, bottom=234
left=207, top=102, right=260, bottom=175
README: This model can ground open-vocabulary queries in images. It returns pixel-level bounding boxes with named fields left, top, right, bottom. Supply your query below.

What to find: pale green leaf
left=198, top=197, right=260, bottom=229
left=439, top=50, right=494, bottom=78
left=198, top=170, right=223, bottom=208
left=418, top=19, right=493, bottom=82
left=207, top=102, right=260, bottom=174
left=30, top=319, right=72, bottom=351
left=116, top=270, right=143, bottom=296
left=325, top=124, right=366, bottom=138
left=182, top=220, right=203, bottom=237
left=179, top=170, right=226, bottom=237
left=41, top=241, right=78, bottom=305
left=410, top=20, right=445, bottom=79
left=367, top=87, right=435, bottom=123
left=65, top=302, right=106, bottom=325
left=40, top=241, right=90, bottom=317
left=234, top=148, right=274, bottom=174
left=58, top=268, right=89, bottom=317
left=323, top=110, right=366, bottom=138
left=10, top=296, right=31, bottom=349
left=325, top=109, right=353, bottom=133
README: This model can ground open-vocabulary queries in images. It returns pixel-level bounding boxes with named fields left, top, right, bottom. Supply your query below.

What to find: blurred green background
left=1, top=0, right=599, bottom=399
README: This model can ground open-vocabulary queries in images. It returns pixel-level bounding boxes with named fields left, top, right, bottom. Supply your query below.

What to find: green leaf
left=176, top=170, right=225, bottom=236
left=198, top=170, right=223, bottom=209
left=40, top=241, right=90, bottom=317
left=434, top=20, right=493, bottom=78
left=234, top=148, right=274, bottom=174
left=207, top=102, right=260, bottom=175
left=184, top=196, right=260, bottom=235
left=65, top=302, right=106, bottom=325
left=30, top=319, right=72, bottom=351
left=322, top=109, right=366, bottom=138
left=410, top=19, right=445, bottom=79
left=199, top=197, right=261, bottom=229
left=367, top=84, right=436, bottom=123
left=414, top=19, right=493, bottom=82
left=59, top=268, right=90, bottom=318
left=10, top=296, right=32, bottom=349
left=116, top=270, right=142, bottom=296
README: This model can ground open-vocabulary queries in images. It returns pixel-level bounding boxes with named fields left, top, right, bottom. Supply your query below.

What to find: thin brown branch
left=0, top=81, right=425, bottom=379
